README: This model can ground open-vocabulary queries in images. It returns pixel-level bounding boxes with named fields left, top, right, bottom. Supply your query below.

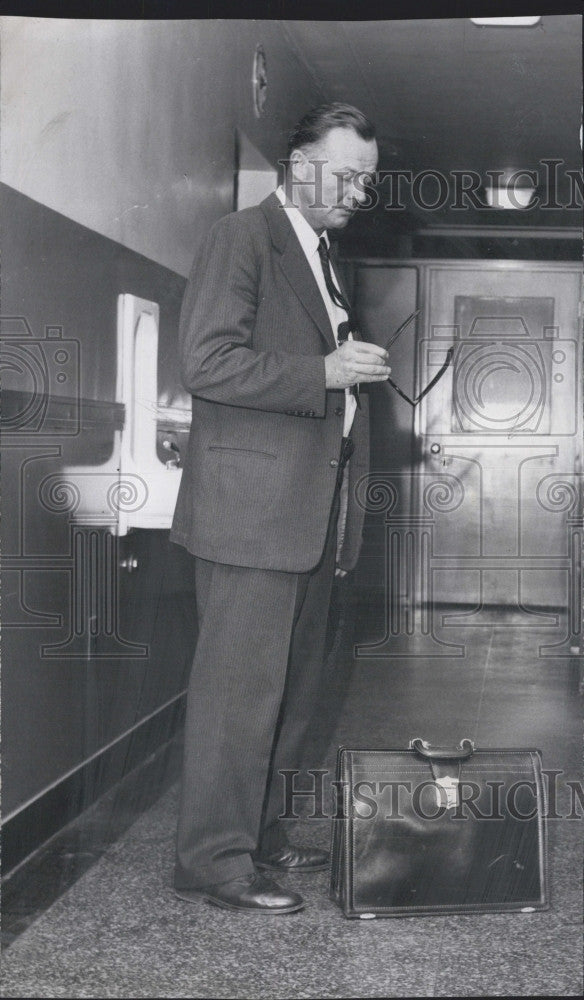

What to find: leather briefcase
left=330, top=739, right=548, bottom=918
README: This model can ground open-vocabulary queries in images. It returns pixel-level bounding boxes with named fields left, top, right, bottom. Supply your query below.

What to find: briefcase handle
left=410, top=738, right=475, bottom=761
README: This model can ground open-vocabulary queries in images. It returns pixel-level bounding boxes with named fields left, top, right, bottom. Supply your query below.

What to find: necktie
left=317, top=238, right=354, bottom=326
left=317, top=238, right=360, bottom=406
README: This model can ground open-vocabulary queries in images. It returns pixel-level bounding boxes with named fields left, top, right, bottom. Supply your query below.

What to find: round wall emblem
left=252, top=45, right=268, bottom=118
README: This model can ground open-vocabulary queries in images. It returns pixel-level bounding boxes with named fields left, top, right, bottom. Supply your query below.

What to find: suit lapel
left=280, top=242, right=338, bottom=351
left=260, top=194, right=337, bottom=351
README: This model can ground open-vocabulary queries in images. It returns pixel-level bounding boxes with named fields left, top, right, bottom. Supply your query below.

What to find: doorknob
left=430, top=443, right=441, bottom=454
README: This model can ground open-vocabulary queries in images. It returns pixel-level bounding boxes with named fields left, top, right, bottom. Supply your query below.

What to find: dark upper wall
left=2, top=18, right=326, bottom=276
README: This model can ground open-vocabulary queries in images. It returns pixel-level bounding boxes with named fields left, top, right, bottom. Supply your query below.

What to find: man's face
left=289, top=126, right=379, bottom=233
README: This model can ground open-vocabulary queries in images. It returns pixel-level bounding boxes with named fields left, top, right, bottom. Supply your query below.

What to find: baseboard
left=345, top=584, right=567, bottom=616
left=1, top=695, right=186, bottom=878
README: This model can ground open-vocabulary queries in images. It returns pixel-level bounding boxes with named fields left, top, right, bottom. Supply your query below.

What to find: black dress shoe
left=175, top=872, right=304, bottom=914
left=255, top=845, right=330, bottom=873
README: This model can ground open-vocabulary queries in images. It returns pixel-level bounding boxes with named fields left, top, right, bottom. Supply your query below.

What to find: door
left=416, top=262, right=582, bottom=618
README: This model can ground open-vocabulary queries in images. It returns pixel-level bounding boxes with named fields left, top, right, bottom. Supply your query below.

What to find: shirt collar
left=276, top=186, right=329, bottom=255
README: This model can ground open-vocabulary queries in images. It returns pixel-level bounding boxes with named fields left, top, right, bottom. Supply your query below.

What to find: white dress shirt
left=276, top=186, right=357, bottom=437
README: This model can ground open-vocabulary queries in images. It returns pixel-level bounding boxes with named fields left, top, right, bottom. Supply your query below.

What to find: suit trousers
left=174, top=483, right=341, bottom=889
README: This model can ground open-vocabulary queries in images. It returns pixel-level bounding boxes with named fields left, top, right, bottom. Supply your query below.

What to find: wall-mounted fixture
left=61, top=294, right=189, bottom=534
left=470, top=17, right=542, bottom=27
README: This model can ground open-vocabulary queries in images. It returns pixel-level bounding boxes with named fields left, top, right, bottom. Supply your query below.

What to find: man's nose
left=351, top=182, right=368, bottom=206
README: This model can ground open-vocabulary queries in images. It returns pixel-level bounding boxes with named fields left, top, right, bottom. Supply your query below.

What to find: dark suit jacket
left=170, top=192, right=369, bottom=573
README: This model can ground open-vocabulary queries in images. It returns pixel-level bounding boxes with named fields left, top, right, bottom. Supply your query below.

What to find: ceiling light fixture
left=470, top=17, right=542, bottom=27
left=484, top=184, right=536, bottom=210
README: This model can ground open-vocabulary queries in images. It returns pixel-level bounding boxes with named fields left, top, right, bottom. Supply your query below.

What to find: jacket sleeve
left=178, top=212, right=327, bottom=416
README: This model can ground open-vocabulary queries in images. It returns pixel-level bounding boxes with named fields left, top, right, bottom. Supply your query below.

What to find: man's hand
left=324, top=341, right=391, bottom=390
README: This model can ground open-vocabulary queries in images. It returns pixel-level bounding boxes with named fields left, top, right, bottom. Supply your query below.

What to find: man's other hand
left=324, top=342, right=391, bottom=389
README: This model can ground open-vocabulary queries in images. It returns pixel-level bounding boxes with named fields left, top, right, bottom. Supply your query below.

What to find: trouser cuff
left=257, top=821, right=292, bottom=855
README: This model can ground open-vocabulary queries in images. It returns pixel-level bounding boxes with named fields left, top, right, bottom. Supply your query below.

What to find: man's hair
left=287, top=103, right=376, bottom=158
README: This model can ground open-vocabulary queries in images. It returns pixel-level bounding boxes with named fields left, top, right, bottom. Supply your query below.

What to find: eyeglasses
left=383, top=309, right=454, bottom=407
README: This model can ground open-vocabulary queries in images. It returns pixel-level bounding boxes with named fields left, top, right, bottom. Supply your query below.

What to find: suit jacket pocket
left=207, top=445, right=278, bottom=460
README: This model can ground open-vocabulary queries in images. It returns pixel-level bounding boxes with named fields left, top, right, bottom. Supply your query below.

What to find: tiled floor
left=2, top=600, right=582, bottom=998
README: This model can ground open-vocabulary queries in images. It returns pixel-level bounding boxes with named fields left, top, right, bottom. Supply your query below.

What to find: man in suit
left=170, top=103, right=390, bottom=914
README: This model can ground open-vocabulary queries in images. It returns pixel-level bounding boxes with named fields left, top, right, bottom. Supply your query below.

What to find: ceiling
left=283, top=16, right=582, bottom=237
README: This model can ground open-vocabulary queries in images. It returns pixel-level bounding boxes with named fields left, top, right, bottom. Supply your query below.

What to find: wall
left=1, top=17, right=325, bottom=276
left=1, top=18, right=324, bottom=868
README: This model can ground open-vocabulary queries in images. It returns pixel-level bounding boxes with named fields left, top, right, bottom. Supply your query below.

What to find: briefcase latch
left=433, top=774, right=460, bottom=810
left=409, top=739, right=475, bottom=811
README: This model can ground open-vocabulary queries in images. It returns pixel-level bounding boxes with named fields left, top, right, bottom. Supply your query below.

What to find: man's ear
left=289, top=148, right=307, bottom=179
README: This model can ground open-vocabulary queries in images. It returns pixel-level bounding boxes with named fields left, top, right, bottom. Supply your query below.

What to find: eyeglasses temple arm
left=383, top=345, right=455, bottom=407
left=384, top=308, right=421, bottom=353
left=414, top=345, right=455, bottom=403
